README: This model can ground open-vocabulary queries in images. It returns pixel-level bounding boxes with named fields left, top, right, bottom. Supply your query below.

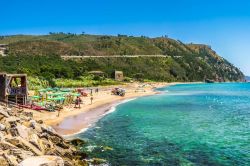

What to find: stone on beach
left=18, top=155, right=64, bottom=166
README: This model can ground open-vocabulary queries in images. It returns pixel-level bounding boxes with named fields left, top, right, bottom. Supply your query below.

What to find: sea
left=74, top=83, right=250, bottom=166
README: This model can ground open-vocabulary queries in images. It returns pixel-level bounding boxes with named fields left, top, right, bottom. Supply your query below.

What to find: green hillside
left=0, top=33, right=245, bottom=88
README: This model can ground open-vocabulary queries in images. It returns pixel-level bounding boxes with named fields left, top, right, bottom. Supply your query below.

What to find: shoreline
left=51, top=89, right=163, bottom=136
left=53, top=97, right=139, bottom=137
left=26, top=82, right=199, bottom=136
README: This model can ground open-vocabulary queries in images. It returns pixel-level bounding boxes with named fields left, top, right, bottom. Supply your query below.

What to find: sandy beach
left=25, top=82, right=176, bottom=136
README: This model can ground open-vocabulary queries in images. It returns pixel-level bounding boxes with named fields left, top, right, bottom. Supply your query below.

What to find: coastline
left=25, top=82, right=196, bottom=136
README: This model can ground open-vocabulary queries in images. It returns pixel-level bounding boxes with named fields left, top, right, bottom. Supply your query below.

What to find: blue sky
left=1, top=0, right=250, bottom=75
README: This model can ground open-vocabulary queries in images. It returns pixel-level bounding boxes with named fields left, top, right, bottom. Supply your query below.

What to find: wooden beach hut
left=0, top=73, right=28, bottom=105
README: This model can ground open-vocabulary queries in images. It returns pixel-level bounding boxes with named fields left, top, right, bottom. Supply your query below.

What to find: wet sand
left=52, top=98, right=134, bottom=136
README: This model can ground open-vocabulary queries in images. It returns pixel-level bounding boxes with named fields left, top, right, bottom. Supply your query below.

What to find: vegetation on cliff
left=0, top=33, right=245, bottom=88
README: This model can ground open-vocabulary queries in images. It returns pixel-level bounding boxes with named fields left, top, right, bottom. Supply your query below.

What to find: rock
left=9, top=127, right=19, bottom=137
left=22, top=112, right=33, bottom=118
left=41, top=125, right=57, bottom=134
left=37, top=120, right=43, bottom=124
left=9, top=148, right=34, bottom=162
left=29, top=120, right=36, bottom=129
left=68, top=138, right=86, bottom=147
left=0, top=141, right=17, bottom=150
left=29, top=133, right=43, bottom=152
left=3, top=153, right=19, bottom=166
left=18, top=155, right=64, bottom=166
left=0, top=132, right=5, bottom=141
left=6, top=117, right=20, bottom=127
left=16, top=125, right=30, bottom=140
left=6, top=137, right=43, bottom=156
left=0, top=123, right=6, bottom=131
left=19, top=115, right=32, bottom=122
left=0, top=110, right=10, bottom=118
left=91, top=158, right=107, bottom=165
left=0, top=155, right=9, bottom=166
left=0, top=106, right=88, bottom=165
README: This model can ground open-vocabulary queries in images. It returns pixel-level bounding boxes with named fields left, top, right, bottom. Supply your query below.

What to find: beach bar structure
left=0, top=73, right=28, bottom=105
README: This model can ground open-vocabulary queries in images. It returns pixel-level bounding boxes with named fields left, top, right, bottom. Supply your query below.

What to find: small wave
left=103, top=98, right=137, bottom=116
left=63, top=97, right=138, bottom=138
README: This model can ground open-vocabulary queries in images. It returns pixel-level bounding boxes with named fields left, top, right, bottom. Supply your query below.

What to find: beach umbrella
left=38, top=89, right=47, bottom=92
left=71, top=93, right=81, bottom=97
left=46, top=87, right=53, bottom=91
left=48, top=97, right=65, bottom=101
left=32, top=96, right=41, bottom=100
left=60, top=88, right=71, bottom=92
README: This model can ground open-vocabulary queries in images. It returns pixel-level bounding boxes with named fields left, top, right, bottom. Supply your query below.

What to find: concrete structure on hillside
left=0, top=44, right=8, bottom=56
left=0, top=73, right=28, bottom=105
left=113, top=71, right=124, bottom=81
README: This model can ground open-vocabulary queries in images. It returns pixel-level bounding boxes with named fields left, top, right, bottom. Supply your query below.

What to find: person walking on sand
left=90, top=96, right=93, bottom=105
left=74, top=96, right=82, bottom=108
left=57, top=108, right=61, bottom=117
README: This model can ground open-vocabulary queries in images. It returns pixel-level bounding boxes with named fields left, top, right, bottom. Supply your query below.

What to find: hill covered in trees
left=0, top=33, right=245, bottom=87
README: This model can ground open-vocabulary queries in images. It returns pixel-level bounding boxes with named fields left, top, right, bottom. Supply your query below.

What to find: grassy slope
left=0, top=34, right=245, bottom=88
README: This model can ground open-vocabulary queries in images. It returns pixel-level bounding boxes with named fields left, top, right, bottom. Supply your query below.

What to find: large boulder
left=0, top=140, right=17, bottom=150
left=0, top=155, right=9, bottom=166
left=9, top=148, right=34, bottom=162
left=16, top=125, right=30, bottom=140
left=0, top=110, right=10, bottom=118
left=0, top=123, right=6, bottom=131
left=18, top=155, right=64, bottom=166
left=29, top=133, right=44, bottom=152
left=6, top=137, right=43, bottom=156
left=2, top=153, right=19, bottom=166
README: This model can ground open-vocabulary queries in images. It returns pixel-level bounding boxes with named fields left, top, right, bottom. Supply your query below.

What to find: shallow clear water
left=76, top=83, right=250, bottom=165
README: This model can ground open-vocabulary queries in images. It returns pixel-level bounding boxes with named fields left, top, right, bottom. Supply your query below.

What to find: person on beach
left=57, top=108, right=61, bottom=117
left=74, top=96, right=82, bottom=108
left=90, top=96, right=93, bottom=105
left=95, top=88, right=99, bottom=93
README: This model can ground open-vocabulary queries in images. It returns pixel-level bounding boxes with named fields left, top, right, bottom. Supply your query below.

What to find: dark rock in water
left=68, top=138, right=86, bottom=147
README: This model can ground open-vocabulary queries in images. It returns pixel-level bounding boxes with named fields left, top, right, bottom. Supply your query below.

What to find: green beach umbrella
left=38, top=89, right=47, bottom=92
left=48, top=97, right=65, bottom=101
left=71, top=93, right=81, bottom=97
left=60, top=88, right=71, bottom=92
left=32, top=96, right=41, bottom=99
left=46, top=87, right=53, bottom=91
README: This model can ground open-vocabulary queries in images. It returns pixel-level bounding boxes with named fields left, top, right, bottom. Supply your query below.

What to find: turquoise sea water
left=76, top=83, right=250, bottom=165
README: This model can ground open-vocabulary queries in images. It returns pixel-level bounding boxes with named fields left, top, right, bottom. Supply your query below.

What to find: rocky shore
left=0, top=105, right=90, bottom=166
